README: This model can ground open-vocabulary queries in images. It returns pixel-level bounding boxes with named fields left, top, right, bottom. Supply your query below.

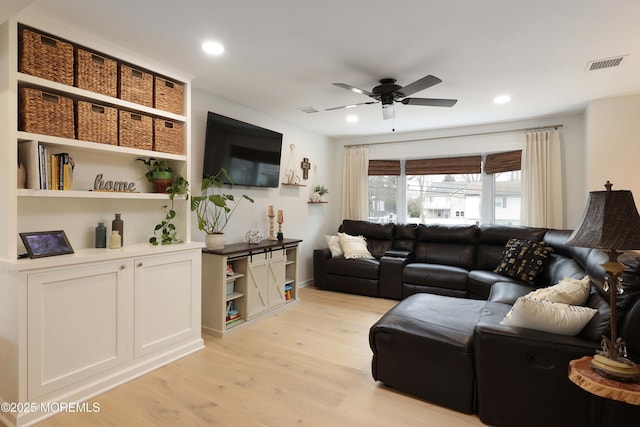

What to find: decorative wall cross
left=301, top=157, right=311, bottom=179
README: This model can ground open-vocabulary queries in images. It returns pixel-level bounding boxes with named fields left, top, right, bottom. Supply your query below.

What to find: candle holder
left=277, top=219, right=284, bottom=241
left=268, top=214, right=277, bottom=240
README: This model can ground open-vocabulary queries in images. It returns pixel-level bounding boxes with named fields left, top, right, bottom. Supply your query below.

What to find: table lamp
left=565, top=181, right=640, bottom=381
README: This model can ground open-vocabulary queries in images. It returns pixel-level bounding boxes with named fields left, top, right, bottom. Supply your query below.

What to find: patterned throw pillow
left=494, top=238, right=553, bottom=285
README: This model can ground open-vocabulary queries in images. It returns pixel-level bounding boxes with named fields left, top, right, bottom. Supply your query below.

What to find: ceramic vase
left=206, top=233, right=225, bottom=250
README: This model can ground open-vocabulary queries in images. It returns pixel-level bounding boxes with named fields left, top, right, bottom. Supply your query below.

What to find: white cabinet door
left=27, top=260, right=133, bottom=400
left=134, top=251, right=200, bottom=358
left=246, top=252, right=269, bottom=318
left=267, top=249, right=286, bottom=309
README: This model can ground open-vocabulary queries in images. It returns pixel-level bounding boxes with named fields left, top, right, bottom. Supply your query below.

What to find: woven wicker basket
left=19, top=27, right=74, bottom=85
left=119, top=110, right=152, bottom=150
left=119, top=64, right=153, bottom=107
left=154, top=76, right=184, bottom=115
left=19, top=87, right=75, bottom=139
left=77, top=101, right=117, bottom=145
left=154, top=118, right=184, bottom=154
left=76, top=49, right=117, bottom=97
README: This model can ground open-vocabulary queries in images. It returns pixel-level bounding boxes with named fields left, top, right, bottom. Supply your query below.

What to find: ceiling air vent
left=297, top=106, right=319, bottom=114
left=585, top=55, right=626, bottom=71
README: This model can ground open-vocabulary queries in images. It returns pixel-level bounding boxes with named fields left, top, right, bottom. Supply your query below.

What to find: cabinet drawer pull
left=120, top=264, right=127, bottom=270
left=137, top=262, right=143, bottom=267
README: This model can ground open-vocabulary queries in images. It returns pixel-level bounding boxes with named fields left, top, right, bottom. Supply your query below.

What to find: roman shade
left=484, top=150, right=522, bottom=174
left=405, top=156, right=481, bottom=175
left=368, top=160, right=401, bottom=176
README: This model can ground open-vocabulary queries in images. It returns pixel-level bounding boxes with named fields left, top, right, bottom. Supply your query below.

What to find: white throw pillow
left=500, top=296, right=597, bottom=336
left=526, top=275, right=591, bottom=305
left=338, top=232, right=374, bottom=259
left=325, top=235, right=343, bottom=257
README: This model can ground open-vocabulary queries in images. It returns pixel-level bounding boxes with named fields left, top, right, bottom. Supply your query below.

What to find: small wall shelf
left=281, top=183, right=306, bottom=187
left=308, top=201, right=328, bottom=204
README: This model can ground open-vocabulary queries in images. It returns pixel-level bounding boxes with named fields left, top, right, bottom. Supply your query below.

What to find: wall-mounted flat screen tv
left=202, top=111, right=283, bottom=188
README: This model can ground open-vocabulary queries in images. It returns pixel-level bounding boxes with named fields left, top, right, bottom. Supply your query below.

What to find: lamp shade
left=566, top=182, right=640, bottom=250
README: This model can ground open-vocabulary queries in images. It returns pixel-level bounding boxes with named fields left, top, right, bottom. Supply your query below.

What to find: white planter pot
left=205, top=233, right=225, bottom=250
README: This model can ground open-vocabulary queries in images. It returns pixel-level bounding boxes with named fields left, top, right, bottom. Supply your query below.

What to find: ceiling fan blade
left=325, top=101, right=378, bottom=111
left=396, top=75, right=442, bottom=97
left=401, top=97, right=458, bottom=107
left=332, top=83, right=375, bottom=97
left=382, top=104, right=395, bottom=120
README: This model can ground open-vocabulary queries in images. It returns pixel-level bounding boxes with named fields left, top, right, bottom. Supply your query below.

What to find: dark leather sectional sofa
left=313, top=220, right=640, bottom=427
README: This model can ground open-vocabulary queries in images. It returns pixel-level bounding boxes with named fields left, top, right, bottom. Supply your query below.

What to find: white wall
left=190, top=89, right=335, bottom=284
left=332, top=111, right=588, bottom=229
left=586, top=94, right=640, bottom=201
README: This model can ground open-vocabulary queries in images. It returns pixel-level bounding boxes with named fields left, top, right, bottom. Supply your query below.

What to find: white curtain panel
left=521, top=129, right=564, bottom=228
left=342, top=147, right=370, bottom=220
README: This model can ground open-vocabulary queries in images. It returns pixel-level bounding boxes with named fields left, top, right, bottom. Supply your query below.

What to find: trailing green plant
left=149, top=174, right=189, bottom=245
left=191, top=168, right=254, bottom=234
left=314, top=185, right=329, bottom=196
left=136, top=157, right=190, bottom=245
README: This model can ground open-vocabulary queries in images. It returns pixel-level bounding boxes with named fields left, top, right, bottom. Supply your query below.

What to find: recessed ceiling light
left=202, top=41, right=224, bottom=55
left=346, top=115, right=358, bottom=123
left=494, top=95, right=511, bottom=104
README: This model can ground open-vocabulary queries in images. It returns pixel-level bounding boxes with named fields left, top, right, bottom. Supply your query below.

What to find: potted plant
left=137, top=157, right=173, bottom=193
left=137, top=157, right=189, bottom=245
left=191, top=168, right=254, bottom=250
left=149, top=174, right=189, bottom=245
left=311, top=185, right=329, bottom=202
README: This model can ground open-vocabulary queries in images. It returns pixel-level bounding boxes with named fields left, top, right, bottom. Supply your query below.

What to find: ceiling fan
left=326, top=75, right=457, bottom=120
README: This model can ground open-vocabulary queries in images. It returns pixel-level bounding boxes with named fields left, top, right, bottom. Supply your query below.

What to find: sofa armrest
left=474, top=322, right=597, bottom=427
left=313, top=248, right=332, bottom=290
left=379, top=254, right=413, bottom=300
left=384, top=249, right=413, bottom=258
left=487, top=281, right=535, bottom=305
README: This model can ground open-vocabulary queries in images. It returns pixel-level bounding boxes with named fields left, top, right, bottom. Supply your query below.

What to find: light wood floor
left=36, top=287, right=485, bottom=427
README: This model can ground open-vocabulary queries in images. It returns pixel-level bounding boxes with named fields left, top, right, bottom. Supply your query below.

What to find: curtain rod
left=344, top=123, right=564, bottom=148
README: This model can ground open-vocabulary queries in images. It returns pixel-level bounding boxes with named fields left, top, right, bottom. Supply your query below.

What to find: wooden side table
left=568, top=356, right=640, bottom=406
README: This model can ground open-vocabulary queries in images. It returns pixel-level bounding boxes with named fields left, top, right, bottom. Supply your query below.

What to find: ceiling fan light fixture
left=494, top=95, right=511, bottom=104
left=382, top=104, right=395, bottom=120
left=346, top=115, right=358, bottom=123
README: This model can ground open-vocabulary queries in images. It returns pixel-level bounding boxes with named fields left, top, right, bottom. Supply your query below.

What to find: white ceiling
left=9, top=0, right=640, bottom=137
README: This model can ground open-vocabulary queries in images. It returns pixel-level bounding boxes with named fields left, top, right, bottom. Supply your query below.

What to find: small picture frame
left=19, top=230, right=74, bottom=259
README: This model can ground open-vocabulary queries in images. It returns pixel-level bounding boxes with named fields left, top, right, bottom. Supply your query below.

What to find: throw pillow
left=500, top=296, right=598, bottom=336
left=325, top=235, right=343, bottom=257
left=526, top=275, right=591, bottom=305
left=338, top=232, right=374, bottom=260
left=494, top=238, right=553, bottom=285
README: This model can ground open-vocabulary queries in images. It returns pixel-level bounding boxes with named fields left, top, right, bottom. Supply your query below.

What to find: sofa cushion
left=500, top=296, right=598, bottom=336
left=474, top=224, right=547, bottom=271
left=494, top=238, right=553, bottom=285
left=340, top=220, right=394, bottom=258
left=338, top=232, right=374, bottom=259
left=403, top=263, right=468, bottom=292
left=414, top=224, right=477, bottom=269
left=526, top=276, right=590, bottom=305
left=325, top=257, right=380, bottom=280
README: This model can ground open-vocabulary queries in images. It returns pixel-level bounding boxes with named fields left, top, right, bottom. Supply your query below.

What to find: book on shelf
left=17, top=141, right=74, bottom=191
left=225, top=317, right=243, bottom=327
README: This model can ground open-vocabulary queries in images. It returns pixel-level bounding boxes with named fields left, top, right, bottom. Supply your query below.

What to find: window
left=368, top=160, right=400, bottom=224
left=485, top=151, right=522, bottom=226
left=494, top=171, right=521, bottom=225
left=367, top=151, right=521, bottom=225
left=406, top=174, right=481, bottom=224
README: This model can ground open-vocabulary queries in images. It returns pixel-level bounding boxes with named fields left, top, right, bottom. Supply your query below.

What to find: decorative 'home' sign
left=94, top=174, right=137, bottom=192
